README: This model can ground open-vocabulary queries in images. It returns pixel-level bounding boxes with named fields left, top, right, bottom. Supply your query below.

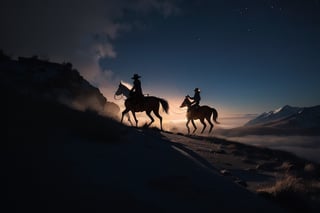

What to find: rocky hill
left=0, top=53, right=119, bottom=117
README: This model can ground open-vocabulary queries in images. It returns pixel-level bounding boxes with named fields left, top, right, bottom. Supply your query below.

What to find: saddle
left=188, top=104, right=200, bottom=112
left=128, top=95, right=145, bottom=111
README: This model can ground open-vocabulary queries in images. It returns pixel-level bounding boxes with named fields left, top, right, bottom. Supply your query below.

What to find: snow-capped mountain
left=245, top=105, right=302, bottom=126
left=244, top=105, right=320, bottom=129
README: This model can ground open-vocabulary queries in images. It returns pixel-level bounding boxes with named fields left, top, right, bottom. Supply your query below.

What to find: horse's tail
left=158, top=98, right=169, bottom=114
left=211, top=108, right=220, bottom=124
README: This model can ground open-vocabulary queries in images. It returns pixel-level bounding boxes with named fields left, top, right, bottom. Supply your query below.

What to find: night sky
left=1, top=0, right=320, bottom=115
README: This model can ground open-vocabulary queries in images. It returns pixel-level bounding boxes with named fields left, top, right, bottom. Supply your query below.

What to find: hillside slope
left=3, top=82, right=289, bottom=213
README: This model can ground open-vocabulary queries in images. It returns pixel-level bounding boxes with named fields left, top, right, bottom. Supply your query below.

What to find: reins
left=114, top=94, right=124, bottom=100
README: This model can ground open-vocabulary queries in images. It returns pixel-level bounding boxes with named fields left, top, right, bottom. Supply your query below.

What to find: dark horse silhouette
left=115, top=82, right=169, bottom=130
left=180, top=96, right=220, bottom=134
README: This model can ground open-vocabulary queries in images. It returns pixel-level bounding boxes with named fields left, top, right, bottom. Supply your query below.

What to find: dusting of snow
left=273, top=106, right=283, bottom=114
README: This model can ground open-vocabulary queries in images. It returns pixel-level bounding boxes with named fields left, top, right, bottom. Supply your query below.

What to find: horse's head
left=180, top=96, right=191, bottom=108
left=115, top=82, right=124, bottom=96
left=114, top=81, right=131, bottom=99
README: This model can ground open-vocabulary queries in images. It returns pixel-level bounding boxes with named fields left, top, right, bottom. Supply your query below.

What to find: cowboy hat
left=131, top=74, right=141, bottom=79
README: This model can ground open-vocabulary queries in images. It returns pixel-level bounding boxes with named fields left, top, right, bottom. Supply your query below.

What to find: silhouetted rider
left=129, top=74, right=144, bottom=107
left=187, top=87, right=201, bottom=109
left=130, top=73, right=143, bottom=97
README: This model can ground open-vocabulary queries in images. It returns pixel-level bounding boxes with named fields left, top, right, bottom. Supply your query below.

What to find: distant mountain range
left=0, top=53, right=119, bottom=117
left=215, top=105, right=320, bottom=136
left=244, top=105, right=320, bottom=129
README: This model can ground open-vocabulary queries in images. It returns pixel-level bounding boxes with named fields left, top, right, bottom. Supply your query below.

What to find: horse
left=114, top=82, right=169, bottom=131
left=180, top=96, right=220, bottom=134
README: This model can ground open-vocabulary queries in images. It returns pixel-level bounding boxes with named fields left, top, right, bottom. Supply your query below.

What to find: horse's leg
left=121, top=108, right=130, bottom=123
left=207, top=117, right=214, bottom=133
left=146, top=110, right=155, bottom=128
left=191, top=119, right=197, bottom=134
left=200, top=118, right=206, bottom=134
left=126, top=114, right=133, bottom=126
left=186, top=119, right=191, bottom=134
left=131, top=111, right=138, bottom=127
left=153, top=109, right=163, bottom=131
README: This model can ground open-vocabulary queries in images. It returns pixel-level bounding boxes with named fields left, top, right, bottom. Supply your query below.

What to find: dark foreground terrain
left=3, top=87, right=320, bottom=213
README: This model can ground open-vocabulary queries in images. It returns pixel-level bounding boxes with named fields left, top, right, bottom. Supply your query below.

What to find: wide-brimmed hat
left=194, top=88, right=200, bottom=92
left=131, top=74, right=141, bottom=79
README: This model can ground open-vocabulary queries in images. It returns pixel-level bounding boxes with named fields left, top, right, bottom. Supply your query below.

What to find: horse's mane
left=184, top=96, right=192, bottom=104
left=120, top=81, right=132, bottom=90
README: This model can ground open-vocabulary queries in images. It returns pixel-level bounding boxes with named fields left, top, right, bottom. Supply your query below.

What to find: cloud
left=0, top=0, right=180, bottom=98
